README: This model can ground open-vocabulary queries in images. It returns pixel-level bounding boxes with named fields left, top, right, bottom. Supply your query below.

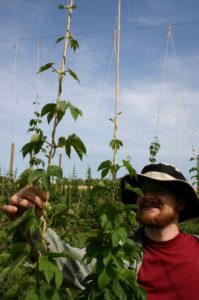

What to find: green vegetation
left=1, top=2, right=198, bottom=300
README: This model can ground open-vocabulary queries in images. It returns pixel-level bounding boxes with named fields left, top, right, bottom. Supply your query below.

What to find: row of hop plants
left=0, top=2, right=145, bottom=299
left=1, top=3, right=198, bottom=300
left=4, top=1, right=199, bottom=299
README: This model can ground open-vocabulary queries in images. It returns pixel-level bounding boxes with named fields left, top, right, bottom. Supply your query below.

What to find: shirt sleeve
left=45, top=228, right=94, bottom=290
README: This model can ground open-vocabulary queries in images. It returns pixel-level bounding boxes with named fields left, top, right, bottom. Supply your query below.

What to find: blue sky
left=0, top=0, right=198, bottom=180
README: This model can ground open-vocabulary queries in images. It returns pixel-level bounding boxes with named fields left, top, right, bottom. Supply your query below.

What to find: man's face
left=136, top=182, right=181, bottom=228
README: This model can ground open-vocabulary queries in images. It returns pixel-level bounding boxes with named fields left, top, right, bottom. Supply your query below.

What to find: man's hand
left=3, top=186, right=48, bottom=219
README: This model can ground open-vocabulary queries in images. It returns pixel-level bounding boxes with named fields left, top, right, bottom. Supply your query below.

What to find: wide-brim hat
left=120, top=163, right=199, bottom=222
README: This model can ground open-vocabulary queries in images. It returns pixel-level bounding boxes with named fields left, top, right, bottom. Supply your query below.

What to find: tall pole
left=10, top=143, right=15, bottom=178
left=59, top=153, right=62, bottom=168
left=111, top=0, right=121, bottom=203
left=113, top=0, right=121, bottom=179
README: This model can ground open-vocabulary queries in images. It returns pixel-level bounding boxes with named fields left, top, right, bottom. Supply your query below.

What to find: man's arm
left=45, top=227, right=94, bottom=290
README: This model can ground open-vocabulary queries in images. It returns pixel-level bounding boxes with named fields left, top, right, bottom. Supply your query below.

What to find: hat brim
left=120, top=174, right=199, bottom=222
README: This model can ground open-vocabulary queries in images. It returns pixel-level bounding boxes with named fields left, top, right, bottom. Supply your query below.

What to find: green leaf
left=98, top=160, right=112, bottom=178
left=0, top=251, right=10, bottom=262
left=109, top=139, right=123, bottom=150
left=44, top=250, right=77, bottom=260
left=50, top=203, right=68, bottom=219
left=22, top=215, right=40, bottom=235
left=58, top=136, right=66, bottom=147
left=16, top=167, right=34, bottom=188
left=57, top=100, right=68, bottom=112
left=65, top=134, right=86, bottom=160
left=47, top=165, right=63, bottom=178
left=98, top=269, right=111, bottom=289
left=30, top=133, right=41, bottom=143
left=21, top=142, right=33, bottom=157
left=54, top=265, right=63, bottom=289
left=9, top=252, right=28, bottom=278
left=21, top=134, right=44, bottom=157
left=3, top=283, right=20, bottom=298
left=39, top=257, right=63, bottom=289
left=57, top=4, right=66, bottom=9
left=101, top=214, right=108, bottom=228
left=38, top=256, right=47, bottom=271
left=64, top=139, right=71, bottom=158
left=70, top=38, right=79, bottom=51
left=0, top=266, right=11, bottom=281
left=25, top=288, right=40, bottom=300
left=41, top=103, right=56, bottom=123
left=98, top=160, right=112, bottom=171
left=125, top=183, right=143, bottom=197
left=68, top=102, right=83, bottom=121
left=30, top=157, right=45, bottom=168
left=9, top=207, right=35, bottom=230
left=44, top=266, right=54, bottom=284
left=101, top=168, right=110, bottom=178
left=103, top=252, right=113, bottom=266
left=41, top=174, right=50, bottom=191
left=41, top=103, right=56, bottom=117
left=104, top=288, right=115, bottom=300
left=39, top=256, right=54, bottom=284
left=37, top=62, right=55, bottom=73
left=67, top=68, right=80, bottom=83
left=56, top=100, right=68, bottom=123
left=122, top=160, right=137, bottom=178
left=55, top=36, right=65, bottom=44
left=68, top=33, right=79, bottom=51
left=51, top=290, right=61, bottom=300
left=28, top=168, right=46, bottom=184
left=10, top=242, right=31, bottom=255
left=112, top=227, right=128, bottom=247
left=112, top=280, right=125, bottom=299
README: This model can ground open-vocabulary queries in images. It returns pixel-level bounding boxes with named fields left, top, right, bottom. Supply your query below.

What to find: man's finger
left=14, top=191, right=46, bottom=209
left=3, top=205, right=18, bottom=214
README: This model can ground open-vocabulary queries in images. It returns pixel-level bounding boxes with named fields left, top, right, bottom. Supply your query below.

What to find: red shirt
left=137, top=232, right=199, bottom=300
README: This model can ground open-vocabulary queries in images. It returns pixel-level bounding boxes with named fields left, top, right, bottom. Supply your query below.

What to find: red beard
left=137, top=199, right=179, bottom=228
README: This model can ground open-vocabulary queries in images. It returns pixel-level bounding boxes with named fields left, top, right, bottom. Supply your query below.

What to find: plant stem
left=42, top=0, right=74, bottom=239
left=48, top=0, right=74, bottom=166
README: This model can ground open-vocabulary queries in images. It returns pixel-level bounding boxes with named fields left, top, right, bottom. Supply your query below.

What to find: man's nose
left=142, top=191, right=156, bottom=198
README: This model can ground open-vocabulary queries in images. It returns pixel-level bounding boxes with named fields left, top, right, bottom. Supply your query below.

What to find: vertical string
left=170, top=29, right=196, bottom=161
left=11, top=40, right=19, bottom=142
left=35, top=38, right=41, bottom=111
left=154, top=25, right=170, bottom=138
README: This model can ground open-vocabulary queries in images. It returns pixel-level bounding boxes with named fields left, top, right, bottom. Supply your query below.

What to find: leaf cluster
left=189, top=157, right=199, bottom=187
left=79, top=201, right=146, bottom=300
left=149, top=136, right=161, bottom=163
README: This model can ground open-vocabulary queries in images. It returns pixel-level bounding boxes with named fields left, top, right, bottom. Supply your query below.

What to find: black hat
left=120, top=163, right=199, bottom=222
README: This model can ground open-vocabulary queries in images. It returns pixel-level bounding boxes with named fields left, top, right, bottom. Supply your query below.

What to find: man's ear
left=178, top=196, right=187, bottom=211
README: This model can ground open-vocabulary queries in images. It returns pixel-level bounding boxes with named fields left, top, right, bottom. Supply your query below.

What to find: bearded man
left=3, top=163, right=199, bottom=299
left=121, top=163, right=199, bottom=300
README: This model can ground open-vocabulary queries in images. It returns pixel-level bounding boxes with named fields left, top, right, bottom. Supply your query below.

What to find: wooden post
left=10, top=143, right=15, bottom=178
